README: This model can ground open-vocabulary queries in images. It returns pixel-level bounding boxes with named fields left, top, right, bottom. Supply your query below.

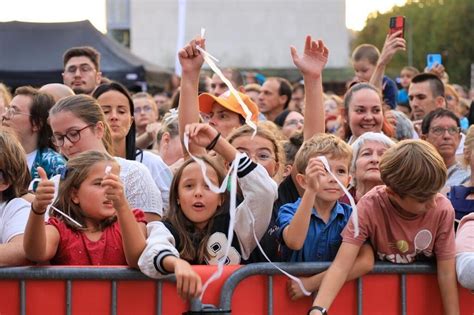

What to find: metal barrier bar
left=156, top=281, right=162, bottom=315
left=267, top=275, right=273, bottom=315
left=218, top=262, right=436, bottom=312
left=111, top=280, right=117, bottom=315
left=20, top=279, right=26, bottom=315
left=357, top=278, right=363, bottom=315
left=0, top=266, right=151, bottom=280
left=400, top=274, right=407, bottom=315
left=66, top=280, right=72, bottom=315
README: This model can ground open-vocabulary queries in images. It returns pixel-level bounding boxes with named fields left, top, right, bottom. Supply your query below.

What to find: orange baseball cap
left=198, top=90, right=259, bottom=122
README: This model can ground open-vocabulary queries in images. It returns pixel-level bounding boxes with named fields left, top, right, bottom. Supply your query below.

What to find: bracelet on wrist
left=31, top=204, right=46, bottom=216
left=206, top=132, right=221, bottom=151
left=307, top=306, right=328, bottom=315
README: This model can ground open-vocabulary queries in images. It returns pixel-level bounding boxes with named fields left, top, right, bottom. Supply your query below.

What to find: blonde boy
left=309, top=140, right=459, bottom=315
left=277, top=133, right=353, bottom=262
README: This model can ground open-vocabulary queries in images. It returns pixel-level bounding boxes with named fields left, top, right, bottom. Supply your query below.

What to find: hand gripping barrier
left=0, top=263, right=472, bottom=314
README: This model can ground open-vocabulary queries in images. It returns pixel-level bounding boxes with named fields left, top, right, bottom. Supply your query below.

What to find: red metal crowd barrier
left=0, top=263, right=472, bottom=314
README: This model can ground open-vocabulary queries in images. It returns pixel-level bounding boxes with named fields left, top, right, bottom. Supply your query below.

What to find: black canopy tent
left=0, top=20, right=171, bottom=90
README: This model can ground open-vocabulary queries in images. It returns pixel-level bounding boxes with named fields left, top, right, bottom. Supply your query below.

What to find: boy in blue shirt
left=277, top=133, right=353, bottom=262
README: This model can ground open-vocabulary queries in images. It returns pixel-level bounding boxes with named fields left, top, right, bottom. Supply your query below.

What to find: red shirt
left=48, top=209, right=146, bottom=265
left=343, top=186, right=456, bottom=263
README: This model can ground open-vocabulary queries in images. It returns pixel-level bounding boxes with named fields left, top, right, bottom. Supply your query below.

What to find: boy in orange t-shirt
left=309, top=140, right=459, bottom=315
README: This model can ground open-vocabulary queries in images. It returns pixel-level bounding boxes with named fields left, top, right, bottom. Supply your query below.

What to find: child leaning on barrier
left=23, top=151, right=147, bottom=267
left=0, top=128, right=32, bottom=266
left=309, top=140, right=459, bottom=315
left=138, top=123, right=277, bottom=299
left=455, top=212, right=474, bottom=291
left=277, top=133, right=374, bottom=299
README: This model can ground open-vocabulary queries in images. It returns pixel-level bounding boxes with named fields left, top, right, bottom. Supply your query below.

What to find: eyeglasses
left=134, top=105, right=153, bottom=114
left=51, top=124, right=95, bottom=147
left=3, top=107, right=32, bottom=119
left=239, top=150, right=276, bottom=162
left=65, top=64, right=96, bottom=74
left=429, top=126, right=460, bottom=136
left=284, top=119, right=304, bottom=127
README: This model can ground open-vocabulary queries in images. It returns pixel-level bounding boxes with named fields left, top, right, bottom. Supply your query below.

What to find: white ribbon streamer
left=317, top=156, right=359, bottom=237
left=197, top=28, right=257, bottom=135
left=183, top=132, right=243, bottom=300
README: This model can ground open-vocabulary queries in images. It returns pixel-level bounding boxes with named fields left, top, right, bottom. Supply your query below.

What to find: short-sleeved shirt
left=456, top=213, right=474, bottom=253
left=0, top=198, right=30, bottom=243
left=277, top=198, right=352, bottom=262
left=47, top=209, right=146, bottom=265
left=30, top=148, right=66, bottom=180
left=342, top=186, right=456, bottom=263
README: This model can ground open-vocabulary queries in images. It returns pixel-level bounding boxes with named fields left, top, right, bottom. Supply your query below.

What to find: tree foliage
left=353, top=0, right=474, bottom=87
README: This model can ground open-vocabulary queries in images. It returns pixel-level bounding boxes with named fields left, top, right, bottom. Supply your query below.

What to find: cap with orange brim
left=198, top=90, right=259, bottom=122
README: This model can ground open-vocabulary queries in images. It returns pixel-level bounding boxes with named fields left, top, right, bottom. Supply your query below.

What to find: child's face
left=231, top=134, right=279, bottom=178
left=313, top=156, right=351, bottom=203
left=388, top=191, right=438, bottom=217
left=177, top=162, right=222, bottom=230
left=348, top=89, right=383, bottom=138
left=353, top=59, right=375, bottom=83
left=71, top=161, right=120, bottom=227
left=400, top=69, right=415, bottom=89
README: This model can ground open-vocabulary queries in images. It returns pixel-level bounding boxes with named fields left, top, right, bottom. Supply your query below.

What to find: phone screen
left=427, top=54, right=442, bottom=69
left=389, top=16, right=405, bottom=38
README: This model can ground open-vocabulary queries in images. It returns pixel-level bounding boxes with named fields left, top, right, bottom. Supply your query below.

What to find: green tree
left=353, top=0, right=474, bottom=87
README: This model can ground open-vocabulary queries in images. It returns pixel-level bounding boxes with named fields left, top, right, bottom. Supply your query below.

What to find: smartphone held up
left=389, top=16, right=405, bottom=38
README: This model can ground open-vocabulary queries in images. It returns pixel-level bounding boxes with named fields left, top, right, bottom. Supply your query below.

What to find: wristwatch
left=307, top=305, right=328, bottom=315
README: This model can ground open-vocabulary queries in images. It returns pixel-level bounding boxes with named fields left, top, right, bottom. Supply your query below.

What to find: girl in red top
left=23, top=151, right=147, bottom=267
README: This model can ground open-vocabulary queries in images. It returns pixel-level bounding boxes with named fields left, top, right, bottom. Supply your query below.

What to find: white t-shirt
left=26, top=150, right=37, bottom=171
left=115, top=157, right=163, bottom=217
left=0, top=198, right=30, bottom=243
left=135, top=150, right=172, bottom=213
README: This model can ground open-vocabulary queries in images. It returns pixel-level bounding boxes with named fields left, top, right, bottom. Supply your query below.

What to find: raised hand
left=32, top=167, right=55, bottom=215
left=178, top=37, right=206, bottom=75
left=378, top=31, right=406, bottom=66
left=101, top=164, right=128, bottom=212
left=305, top=158, right=326, bottom=192
left=290, top=36, right=329, bottom=79
left=185, top=123, right=219, bottom=149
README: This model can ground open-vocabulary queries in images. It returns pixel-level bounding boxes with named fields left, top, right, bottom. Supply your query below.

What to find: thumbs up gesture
left=31, top=167, right=55, bottom=215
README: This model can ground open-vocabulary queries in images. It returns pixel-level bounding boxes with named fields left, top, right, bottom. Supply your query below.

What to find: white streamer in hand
left=197, top=28, right=256, bottom=135
left=317, top=156, right=359, bottom=237
left=183, top=132, right=243, bottom=300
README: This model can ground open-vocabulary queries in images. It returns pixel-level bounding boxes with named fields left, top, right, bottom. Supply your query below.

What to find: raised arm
left=103, top=168, right=146, bottom=269
left=178, top=37, right=207, bottom=157
left=369, top=31, right=406, bottom=90
left=290, top=36, right=329, bottom=140
left=281, top=158, right=325, bottom=249
left=23, top=167, right=60, bottom=262
left=185, top=123, right=238, bottom=162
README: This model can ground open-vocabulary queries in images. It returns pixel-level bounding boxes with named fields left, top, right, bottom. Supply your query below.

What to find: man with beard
left=62, top=46, right=102, bottom=95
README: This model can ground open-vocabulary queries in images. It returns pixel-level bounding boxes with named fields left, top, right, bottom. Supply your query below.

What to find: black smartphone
left=389, top=16, right=405, bottom=38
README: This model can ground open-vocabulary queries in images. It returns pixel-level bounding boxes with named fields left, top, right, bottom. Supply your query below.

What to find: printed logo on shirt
left=377, top=229, right=434, bottom=264
left=205, top=232, right=241, bottom=265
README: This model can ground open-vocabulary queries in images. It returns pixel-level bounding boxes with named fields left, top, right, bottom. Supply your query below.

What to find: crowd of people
left=0, top=28, right=473, bottom=314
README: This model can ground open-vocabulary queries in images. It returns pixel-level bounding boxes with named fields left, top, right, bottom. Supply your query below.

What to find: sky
left=0, top=0, right=406, bottom=33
